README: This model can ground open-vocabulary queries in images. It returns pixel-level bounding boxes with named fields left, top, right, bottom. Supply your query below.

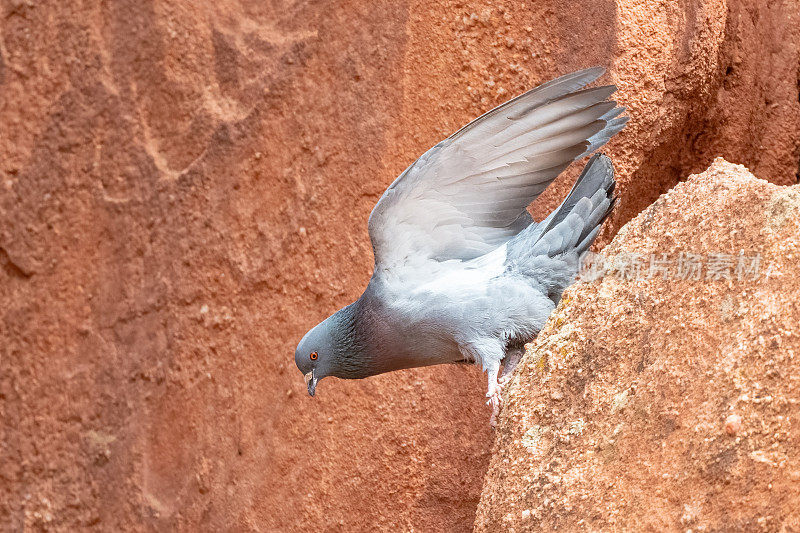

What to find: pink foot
left=486, top=379, right=507, bottom=428
left=488, top=392, right=500, bottom=427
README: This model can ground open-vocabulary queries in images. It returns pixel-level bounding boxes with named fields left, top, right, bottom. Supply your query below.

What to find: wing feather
left=368, top=67, right=627, bottom=272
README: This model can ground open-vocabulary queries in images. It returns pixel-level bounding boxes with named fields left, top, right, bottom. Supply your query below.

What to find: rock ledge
left=476, top=159, right=800, bottom=532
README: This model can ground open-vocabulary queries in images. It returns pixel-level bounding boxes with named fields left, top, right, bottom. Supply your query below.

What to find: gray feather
left=368, top=67, right=626, bottom=270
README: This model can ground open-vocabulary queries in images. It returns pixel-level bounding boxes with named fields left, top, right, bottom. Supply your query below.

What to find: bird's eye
left=310, top=351, right=318, bottom=360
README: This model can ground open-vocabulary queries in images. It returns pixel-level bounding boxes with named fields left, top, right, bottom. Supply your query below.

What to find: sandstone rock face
left=476, top=159, right=800, bottom=531
left=393, top=0, right=800, bottom=240
left=1, top=0, right=798, bottom=530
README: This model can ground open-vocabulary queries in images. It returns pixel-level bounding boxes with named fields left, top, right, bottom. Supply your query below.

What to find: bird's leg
left=485, top=360, right=501, bottom=427
left=486, top=344, right=530, bottom=427
left=499, top=345, right=525, bottom=386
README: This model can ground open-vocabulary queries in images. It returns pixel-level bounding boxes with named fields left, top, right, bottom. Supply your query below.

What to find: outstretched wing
left=368, top=67, right=627, bottom=273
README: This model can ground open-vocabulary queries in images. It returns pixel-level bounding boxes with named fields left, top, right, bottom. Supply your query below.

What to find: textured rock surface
left=1, top=0, right=798, bottom=530
left=476, top=159, right=800, bottom=531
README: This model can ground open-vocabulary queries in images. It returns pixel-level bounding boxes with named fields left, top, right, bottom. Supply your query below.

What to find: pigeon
left=295, top=67, right=627, bottom=425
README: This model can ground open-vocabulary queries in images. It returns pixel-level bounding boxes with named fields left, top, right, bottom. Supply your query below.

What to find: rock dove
left=295, top=67, right=627, bottom=425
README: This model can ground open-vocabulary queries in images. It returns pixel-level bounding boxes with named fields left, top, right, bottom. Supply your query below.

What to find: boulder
left=476, top=159, right=800, bottom=531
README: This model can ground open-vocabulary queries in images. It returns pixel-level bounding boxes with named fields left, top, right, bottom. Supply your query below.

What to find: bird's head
left=294, top=316, right=336, bottom=397
left=295, top=302, right=371, bottom=396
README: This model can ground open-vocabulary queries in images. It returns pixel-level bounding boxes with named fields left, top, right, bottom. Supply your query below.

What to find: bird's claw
left=486, top=380, right=506, bottom=428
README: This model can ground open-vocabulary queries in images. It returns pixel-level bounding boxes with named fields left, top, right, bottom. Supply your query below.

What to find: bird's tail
left=508, top=153, right=617, bottom=261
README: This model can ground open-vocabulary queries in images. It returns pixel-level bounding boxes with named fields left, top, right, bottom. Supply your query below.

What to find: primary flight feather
left=295, top=67, right=627, bottom=425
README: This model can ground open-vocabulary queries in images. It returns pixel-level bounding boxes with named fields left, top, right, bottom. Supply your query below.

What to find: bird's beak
left=304, top=370, right=317, bottom=397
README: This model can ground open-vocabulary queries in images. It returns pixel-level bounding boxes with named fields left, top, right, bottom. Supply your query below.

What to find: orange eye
left=310, top=351, right=318, bottom=360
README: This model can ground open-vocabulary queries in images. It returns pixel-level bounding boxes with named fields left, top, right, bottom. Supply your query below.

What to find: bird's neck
left=328, top=299, right=376, bottom=379
left=329, top=292, right=412, bottom=379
